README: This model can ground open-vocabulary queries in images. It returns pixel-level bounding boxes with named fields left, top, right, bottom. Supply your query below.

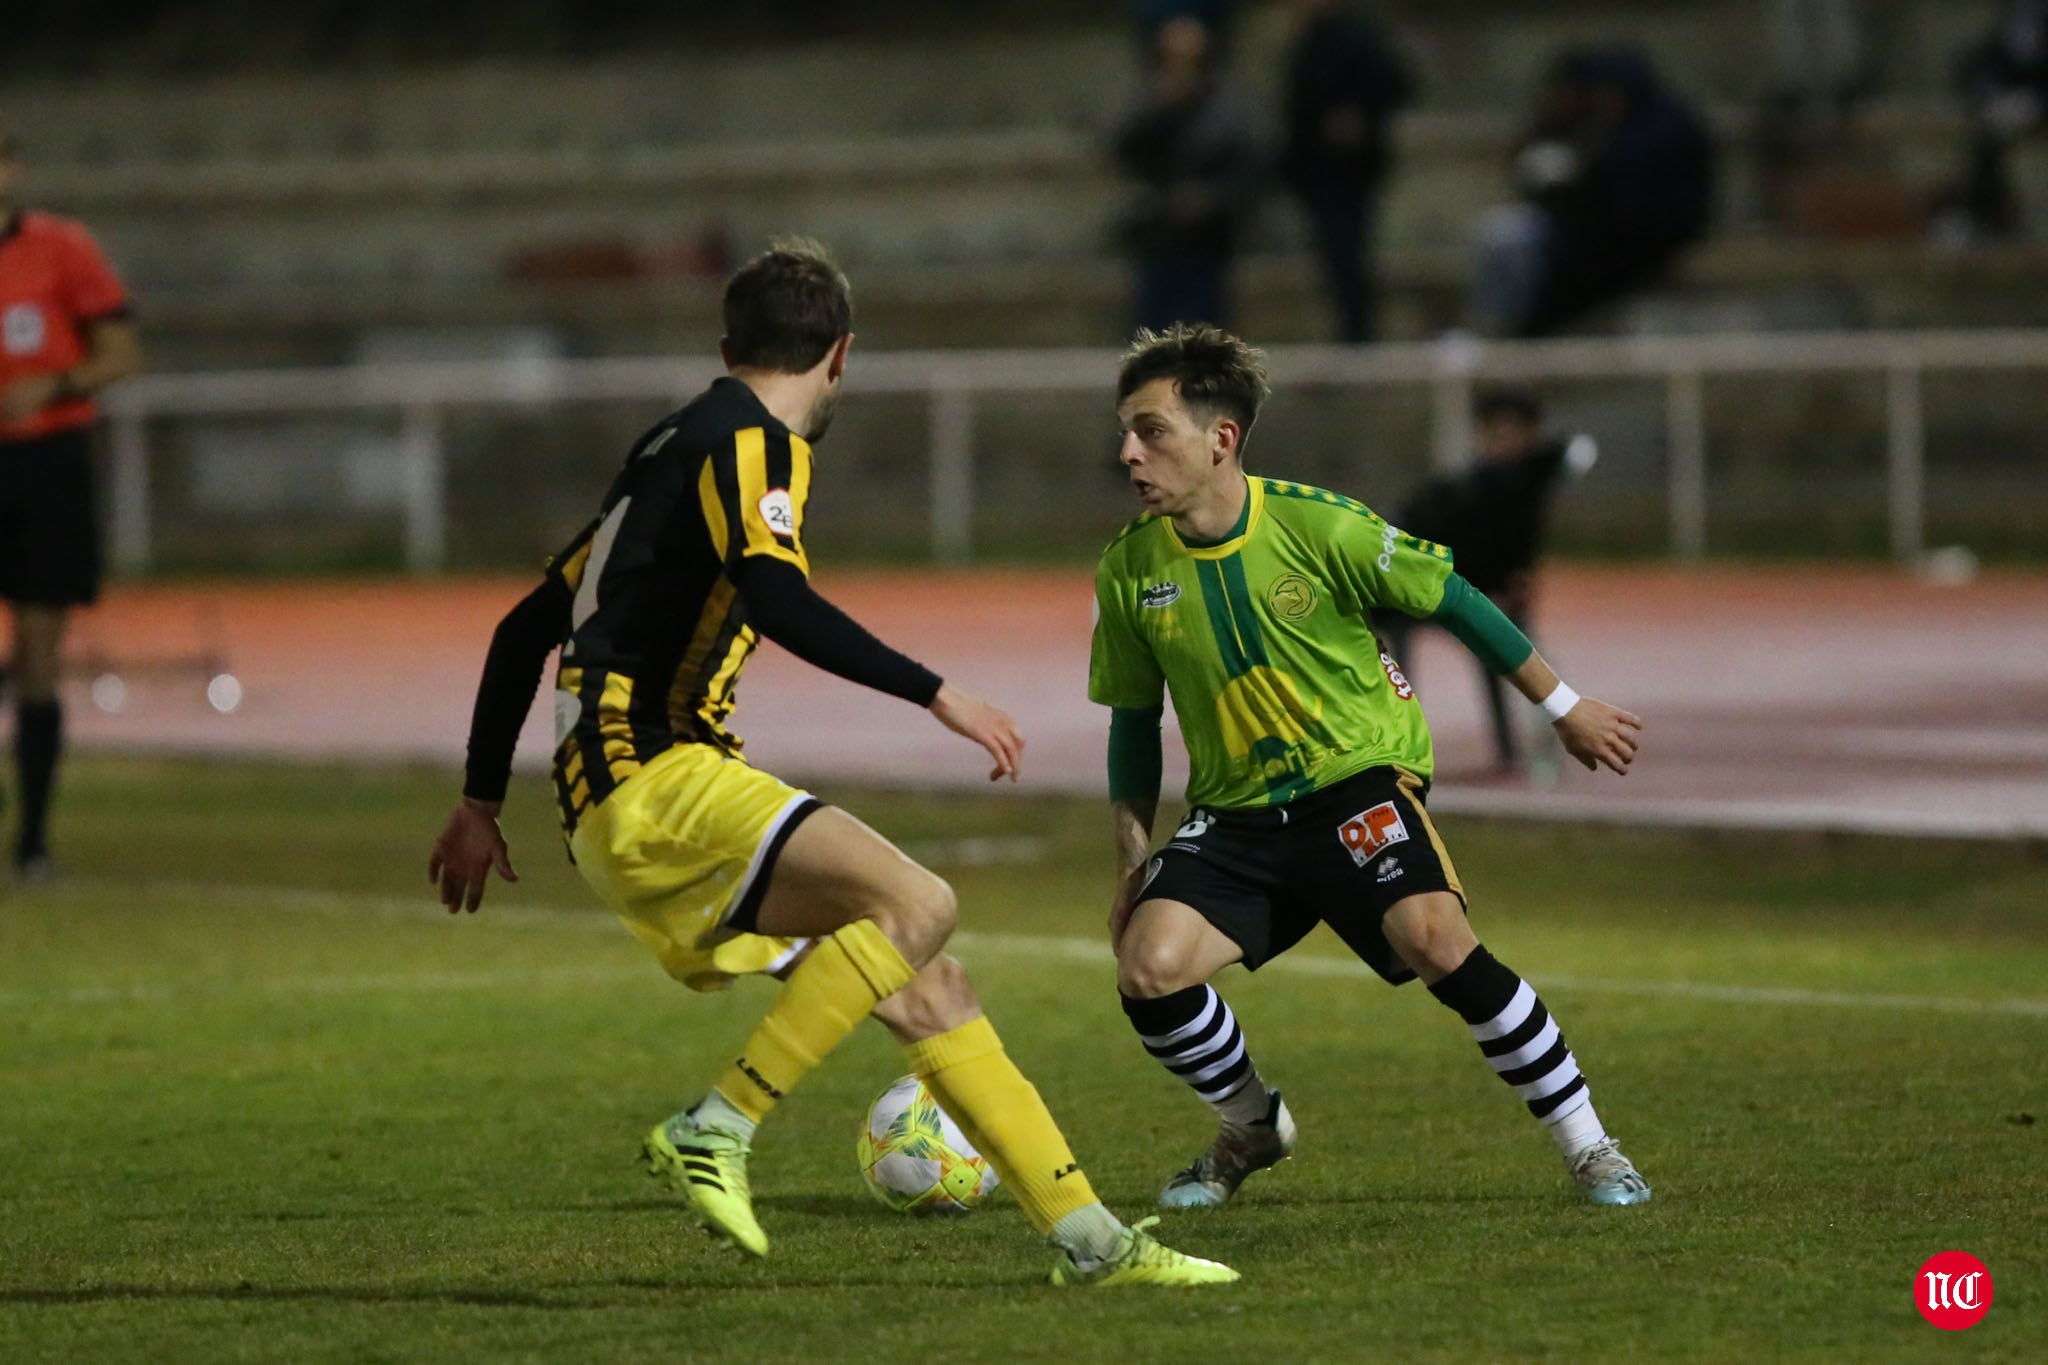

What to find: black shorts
left=1138, top=765, right=1465, bottom=985
left=0, top=427, right=103, bottom=607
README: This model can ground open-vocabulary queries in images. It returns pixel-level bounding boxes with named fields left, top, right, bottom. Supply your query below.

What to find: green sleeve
left=1429, top=573, right=1535, bottom=675
left=1326, top=501, right=1457, bottom=618
left=1088, top=564, right=1167, bottom=709
left=1108, top=705, right=1165, bottom=804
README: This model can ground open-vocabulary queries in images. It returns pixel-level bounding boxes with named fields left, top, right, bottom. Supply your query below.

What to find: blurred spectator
left=1769, top=0, right=1869, bottom=113
left=1377, top=387, right=1595, bottom=773
left=1279, top=0, right=1416, bottom=343
left=1113, top=16, right=1264, bottom=333
left=1755, top=0, right=1871, bottom=230
left=1134, top=0, right=1239, bottom=52
left=1470, top=47, right=1715, bottom=337
left=1937, top=1, right=2048, bottom=243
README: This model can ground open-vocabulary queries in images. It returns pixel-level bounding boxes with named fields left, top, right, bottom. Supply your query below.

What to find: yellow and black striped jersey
left=547, top=377, right=813, bottom=830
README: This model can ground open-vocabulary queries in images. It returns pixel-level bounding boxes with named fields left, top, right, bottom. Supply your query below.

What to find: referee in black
left=0, top=122, right=142, bottom=878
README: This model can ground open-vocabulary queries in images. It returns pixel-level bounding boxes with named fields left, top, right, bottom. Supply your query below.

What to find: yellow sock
left=714, top=919, right=914, bottom=1124
left=904, top=1016, right=1099, bottom=1234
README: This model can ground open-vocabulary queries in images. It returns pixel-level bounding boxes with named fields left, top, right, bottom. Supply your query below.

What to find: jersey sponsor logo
left=757, top=487, right=796, bottom=538
left=1141, top=581, right=1182, bottom=608
left=1376, top=522, right=1402, bottom=571
left=2, top=304, right=46, bottom=356
left=1267, top=572, right=1317, bottom=621
left=1338, top=800, right=1410, bottom=868
left=1378, top=645, right=1415, bottom=700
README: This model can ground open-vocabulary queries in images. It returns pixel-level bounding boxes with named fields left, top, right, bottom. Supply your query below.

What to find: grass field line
left=16, top=877, right=2048, bottom=1020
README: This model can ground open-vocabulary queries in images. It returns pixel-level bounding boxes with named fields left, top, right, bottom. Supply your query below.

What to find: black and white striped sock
left=1428, top=945, right=1607, bottom=1157
left=1120, top=984, right=1272, bottom=1130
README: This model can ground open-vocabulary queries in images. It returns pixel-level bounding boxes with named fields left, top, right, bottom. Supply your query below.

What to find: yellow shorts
left=569, top=743, right=819, bottom=993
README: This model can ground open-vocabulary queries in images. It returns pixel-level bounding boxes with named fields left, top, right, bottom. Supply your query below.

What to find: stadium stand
left=5, top=1, right=2039, bottom=368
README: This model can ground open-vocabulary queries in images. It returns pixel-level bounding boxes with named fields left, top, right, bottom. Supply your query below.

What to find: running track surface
left=58, top=564, right=2048, bottom=839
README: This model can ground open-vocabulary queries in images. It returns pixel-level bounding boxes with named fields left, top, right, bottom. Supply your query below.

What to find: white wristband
left=1538, top=681, right=1581, bottom=722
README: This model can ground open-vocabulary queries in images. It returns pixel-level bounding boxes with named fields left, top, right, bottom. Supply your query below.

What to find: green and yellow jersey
left=1090, top=475, right=1456, bottom=809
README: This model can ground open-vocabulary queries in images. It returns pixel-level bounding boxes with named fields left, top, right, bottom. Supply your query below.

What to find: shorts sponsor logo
left=2, top=304, right=46, bottom=356
left=1338, top=801, right=1410, bottom=868
left=1375, top=855, right=1404, bottom=884
left=1916, top=1251, right=1993, bottom=1330
left=1379, top=646, right=1415, bottom=700
left=1267, top=572, right=1317, bottom=621
left=1141, top=581, right=1182, bottom=609
left=1139, top=856, right=1164, bottom=894
left=757, top=488, right=796, bottom=538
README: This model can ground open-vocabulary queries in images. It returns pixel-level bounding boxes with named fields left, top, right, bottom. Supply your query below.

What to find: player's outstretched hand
left=929, top=682, right=1024, bottom=782
left=1555, top=698, right=1641, bottom=775
left=429, top=797, right=519, bottom=913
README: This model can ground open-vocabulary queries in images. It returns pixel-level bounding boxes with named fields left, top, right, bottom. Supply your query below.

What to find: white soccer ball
left=856, top=1075, right=1000, bottom=1215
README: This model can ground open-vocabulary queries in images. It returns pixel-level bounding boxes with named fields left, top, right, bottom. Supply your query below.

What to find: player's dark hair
left=722, top=237, right=853, bottom=373
left=1117, top=324, right=1270, bottom=434
left=1473, top=385, right=1543, bottom=425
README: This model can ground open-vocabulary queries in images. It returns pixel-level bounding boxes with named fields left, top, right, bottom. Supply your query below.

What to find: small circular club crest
left=1267, top=573, right=1317, bottom=621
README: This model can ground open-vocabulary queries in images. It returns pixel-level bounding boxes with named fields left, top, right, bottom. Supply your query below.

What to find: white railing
left=99, top=329, right=2048, bottom=573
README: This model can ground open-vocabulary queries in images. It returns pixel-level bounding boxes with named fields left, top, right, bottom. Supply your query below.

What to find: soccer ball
left=857, top=1075, right=1000, bottom=1215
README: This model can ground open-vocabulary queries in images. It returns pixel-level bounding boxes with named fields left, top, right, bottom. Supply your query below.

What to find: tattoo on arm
left=1113, top=798, right=1158, bottom=880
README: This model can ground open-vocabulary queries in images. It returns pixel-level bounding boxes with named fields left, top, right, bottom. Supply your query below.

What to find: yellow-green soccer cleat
left=1049, top=1216, right=1241, bottom=1287
left=643, top=1114, right=768, bottom=1257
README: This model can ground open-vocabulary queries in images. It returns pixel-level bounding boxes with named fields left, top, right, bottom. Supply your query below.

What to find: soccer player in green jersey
left=1089, top=325, right=1651, bottom=1208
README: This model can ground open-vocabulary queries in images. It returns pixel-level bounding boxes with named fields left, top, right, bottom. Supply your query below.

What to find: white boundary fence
left=99, top=329, right=2048, bottom=573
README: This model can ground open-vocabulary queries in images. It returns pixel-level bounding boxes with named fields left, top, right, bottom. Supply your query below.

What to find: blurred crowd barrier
left=99, top=331, right=2048, bottom=577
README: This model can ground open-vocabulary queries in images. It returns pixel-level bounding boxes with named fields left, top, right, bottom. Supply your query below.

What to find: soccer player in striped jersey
left=428, top=240, right=1234, bottom=1286
left=1090, top=324, right=1651, bottom=1208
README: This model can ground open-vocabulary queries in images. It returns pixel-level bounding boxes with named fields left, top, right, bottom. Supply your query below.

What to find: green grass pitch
left=2, top=756, right=2042, bottom=1362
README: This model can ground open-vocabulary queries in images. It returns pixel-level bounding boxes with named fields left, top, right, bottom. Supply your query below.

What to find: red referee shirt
left=0, top=210, right=131, bottom=442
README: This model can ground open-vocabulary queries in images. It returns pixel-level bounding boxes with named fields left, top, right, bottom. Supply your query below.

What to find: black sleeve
left=462, top=576, right=573, bottom=802
left=734, top=556, right=943, bottom=707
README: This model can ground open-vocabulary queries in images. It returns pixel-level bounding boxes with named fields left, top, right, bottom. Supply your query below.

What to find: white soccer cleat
left=1158, top=1091, right=1297, bottom=1209
left=1569, top=1137, right=1652, bottom=1206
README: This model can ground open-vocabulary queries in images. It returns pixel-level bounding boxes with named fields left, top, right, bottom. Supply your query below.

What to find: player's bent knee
left=1385, top=896, right=1478, bottom=980
left=1116, top=936, right=1205, bottom=999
